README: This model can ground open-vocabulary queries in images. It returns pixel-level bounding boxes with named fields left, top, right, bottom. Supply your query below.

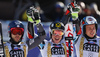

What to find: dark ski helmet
left=55, top=2, right=64, bottom=9
left=8, top=20, right=24, bottom=44
left=49, top=21, right=65, bottom=38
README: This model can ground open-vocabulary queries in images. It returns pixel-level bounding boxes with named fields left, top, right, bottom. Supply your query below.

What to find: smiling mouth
left=90, top=33, right=94, bottom=35
left=55, top=38, right=59, bottom=40
left=15, top=37, right=20, bottom=40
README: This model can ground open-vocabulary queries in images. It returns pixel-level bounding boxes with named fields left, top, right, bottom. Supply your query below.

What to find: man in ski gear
left=27, top=21, right=68, bottom=57
left=63, top=1, right=100, bottom=57
left=74, top=16, right=100, bottom=57
left=4, top=7, right=46, bottom=57
left=39, top=21, right=68, bottom=57
left=26, top=6, right=69, bottom=57
left=4, top=20, right=28, bottom=57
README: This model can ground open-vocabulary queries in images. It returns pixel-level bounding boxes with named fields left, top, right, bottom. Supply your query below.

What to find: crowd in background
left=0, top=0, right=100, bottom=57
left=77, top=1, right=100, bottom=23
left=37, top=0, right=100, bottom=23
left=0, top=0, right=100, bottom=23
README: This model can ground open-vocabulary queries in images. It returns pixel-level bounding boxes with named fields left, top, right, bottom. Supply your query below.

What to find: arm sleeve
left=60, top=9, right=81, bottom=35
left=60, top=14, right=71, bottom=26
left=73, top=19, right=80, bottom=34
left=26, top=23, right=46, bottom=51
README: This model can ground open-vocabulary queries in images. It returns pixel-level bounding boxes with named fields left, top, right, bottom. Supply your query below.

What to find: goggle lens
left=52, top=30, right=64, bottom=36
left=11, top=28, right=24, bottom=35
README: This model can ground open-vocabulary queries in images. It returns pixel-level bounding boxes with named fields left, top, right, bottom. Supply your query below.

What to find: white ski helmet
left=81, top=16, right=98, bottom=34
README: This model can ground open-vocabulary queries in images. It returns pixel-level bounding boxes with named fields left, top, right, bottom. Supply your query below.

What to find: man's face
left=52, top=30, right=64, bottom=44
left=11, top=34, right=22, bottom=42
left=85, top=24, right=96, bottom=38
left=10, top=27, right=24, bottom=42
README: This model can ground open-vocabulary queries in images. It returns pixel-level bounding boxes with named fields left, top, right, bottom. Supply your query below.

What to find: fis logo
left=14, top=47, right=20, bottom=50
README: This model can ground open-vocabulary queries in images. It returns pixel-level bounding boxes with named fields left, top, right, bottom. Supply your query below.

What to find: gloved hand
left=26, top=6, right=41, bottom=24
left=66, top=2, right=80, bottom=20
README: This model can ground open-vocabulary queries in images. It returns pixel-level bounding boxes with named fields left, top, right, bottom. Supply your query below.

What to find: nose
left=16, top=34, right=21, bottom=36
left=55, top=34, right=61, bottom=37
left=91, top=28, right=95, bottom=31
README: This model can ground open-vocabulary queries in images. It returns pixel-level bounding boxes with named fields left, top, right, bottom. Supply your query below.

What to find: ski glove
left=67, top=2, right=80, bottom=20
left=26, top=6, right=41, bottom=25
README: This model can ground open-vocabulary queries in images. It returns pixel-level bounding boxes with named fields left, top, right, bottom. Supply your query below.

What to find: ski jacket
left=74, top=34, right=100, bottom=57
left=4, top=23, right=46, bottom=57
left=38, top=39, right=68, bottom=57
left=26, top=23, right=46, bottom=51
left=4, top=42, right=28, bottom=57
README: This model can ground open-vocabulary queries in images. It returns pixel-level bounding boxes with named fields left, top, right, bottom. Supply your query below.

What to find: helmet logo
left=88, top=18, right=93, bottom=21
left=15, top=22, right=20, bottom=27
left=82, top=21, right=85, bottom=25
left=15, top=22, right=20, bottom=24
left=55, top=23, right=61, bottom=28
left=17, top=25, right=20, bottom=27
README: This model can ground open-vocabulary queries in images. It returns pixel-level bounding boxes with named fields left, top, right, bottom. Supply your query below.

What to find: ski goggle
left=11, top=27, right=24, bottom=35
left=52, top=30, right=64, bottom=36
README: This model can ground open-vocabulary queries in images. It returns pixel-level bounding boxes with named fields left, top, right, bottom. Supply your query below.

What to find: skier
left=4, top=20, right=28, bottom=57
left=26, top=6, right=69, bottom=57
left=62, top=1, right=100, bottom=57
left=39, top=21, right=67, bottom=57
left=74, top=16, right=100, bottom=57
left=4, top=7, right=46, bottom=57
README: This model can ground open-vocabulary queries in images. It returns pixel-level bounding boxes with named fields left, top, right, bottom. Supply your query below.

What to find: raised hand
left=26, top=6, right=41, bottom=24
left=66, top=2, right=80, bottom=20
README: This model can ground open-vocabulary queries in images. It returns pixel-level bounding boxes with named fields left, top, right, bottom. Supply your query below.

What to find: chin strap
left=10, top=38, right=21, bottom=44
left=84, top=34, right=96, bottom=39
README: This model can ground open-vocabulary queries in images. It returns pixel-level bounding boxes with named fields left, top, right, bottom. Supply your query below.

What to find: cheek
left=11, top=34, right=14, bottom=38
left=19, top=36, right=21, bottom=39
left=52, top=35, right=54, bottom=38
left=52, top=35, right=55, bottom=39
left=60, top=36, right=62, bottom=39
left=19, top=35, right=22, bottom=37
left=86, top=29, right=90, bottom=35
left=93, top=30, right=96, bottom=34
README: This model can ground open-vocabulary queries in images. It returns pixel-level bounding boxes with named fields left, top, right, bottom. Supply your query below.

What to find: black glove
left=66, top=2, right=80, bottom=20
left=26, top=6, right=41, bottom=24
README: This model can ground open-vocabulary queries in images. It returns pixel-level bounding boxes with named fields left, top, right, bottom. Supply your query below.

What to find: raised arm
left=26, top=6, right=46, bottom=51
left=61, top=2, right=81, bottom=34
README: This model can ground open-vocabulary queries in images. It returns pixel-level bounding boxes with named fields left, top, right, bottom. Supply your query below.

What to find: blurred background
left=0, top=0, right=100, bottom=57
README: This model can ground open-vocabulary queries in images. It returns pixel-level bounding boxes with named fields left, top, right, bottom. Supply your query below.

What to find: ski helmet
left=8, top=20, right=24, bottom=43
left=55, top=2, right=64, bottom=9
left=49, top=21, right=65, bottom=38
left=81, top=16, right=98, bottom=35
